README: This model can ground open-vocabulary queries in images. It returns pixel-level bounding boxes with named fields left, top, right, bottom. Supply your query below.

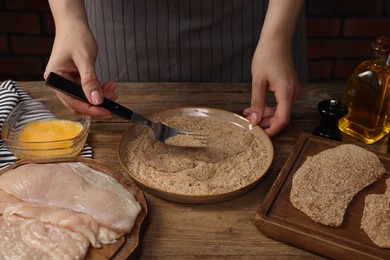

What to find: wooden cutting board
left=254, top=133, right=390, bottom=259
left=0, top=158, right=148, bottom=260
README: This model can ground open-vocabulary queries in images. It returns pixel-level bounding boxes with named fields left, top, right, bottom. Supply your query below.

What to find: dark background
left=0, top=0, right=389, bottom=82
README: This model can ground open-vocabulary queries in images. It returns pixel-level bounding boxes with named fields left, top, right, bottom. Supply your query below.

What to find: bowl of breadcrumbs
left=118, top=107, right=274, bottom=204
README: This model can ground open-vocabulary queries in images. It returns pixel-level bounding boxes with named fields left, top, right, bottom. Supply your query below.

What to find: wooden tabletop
left=19, top=81, right=389, bottom=259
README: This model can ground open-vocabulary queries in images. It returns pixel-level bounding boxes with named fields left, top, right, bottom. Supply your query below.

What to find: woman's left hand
left=244, top=42, right=300, bottom=137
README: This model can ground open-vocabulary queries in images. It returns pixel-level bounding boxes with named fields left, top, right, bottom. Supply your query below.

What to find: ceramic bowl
left=118, top=107, right=274, bottom=204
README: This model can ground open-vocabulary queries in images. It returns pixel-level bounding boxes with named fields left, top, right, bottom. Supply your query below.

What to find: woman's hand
left=44, top=0, right=117, bottom=117
left=244, top=42, right=300, bottom=137
left=244, top=0, right=304, bottom=137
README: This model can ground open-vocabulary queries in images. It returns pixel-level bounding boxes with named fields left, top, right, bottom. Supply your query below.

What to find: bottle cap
left=372, top=36, right=390, bottom=56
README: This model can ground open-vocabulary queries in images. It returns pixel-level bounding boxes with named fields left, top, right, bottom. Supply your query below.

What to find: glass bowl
left=2, top=99, right=91, bottom=159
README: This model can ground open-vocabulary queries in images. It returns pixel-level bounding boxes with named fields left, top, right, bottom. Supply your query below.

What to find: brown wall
left=0, top=0, right=54, bottom=81
left=0, top=0, right=389, bottom=82
left=306, top=0, right=390, bottom=82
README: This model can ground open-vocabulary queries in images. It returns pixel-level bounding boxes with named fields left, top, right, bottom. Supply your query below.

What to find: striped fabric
left=85, top=0, right=308, bottom=84
left=0, top=80, right=93, bottom=169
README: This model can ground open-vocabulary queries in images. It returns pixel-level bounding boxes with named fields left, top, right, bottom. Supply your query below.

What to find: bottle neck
left=371, top=52, right=390, bottom=66
left=371, top=36, right=390, bottom=66
left=387, top=55, right=390, bottom=67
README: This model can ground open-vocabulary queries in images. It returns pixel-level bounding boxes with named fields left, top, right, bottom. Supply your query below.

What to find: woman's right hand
left=45, top=0, right=117, bottom=117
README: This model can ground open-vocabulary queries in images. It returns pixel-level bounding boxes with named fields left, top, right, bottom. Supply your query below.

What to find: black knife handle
left=45, top=72, right=135, bottom=121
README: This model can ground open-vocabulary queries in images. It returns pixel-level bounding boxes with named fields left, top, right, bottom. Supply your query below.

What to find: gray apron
left=85, top=0, right=308, bottom=83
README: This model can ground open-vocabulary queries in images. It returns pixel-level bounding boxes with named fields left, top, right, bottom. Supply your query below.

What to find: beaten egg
left=16, top=119, right=84, bottom=158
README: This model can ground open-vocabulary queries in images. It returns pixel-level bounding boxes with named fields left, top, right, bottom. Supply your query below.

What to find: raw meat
left=0, top=162, right=141, bottom=233
left=0, top=215, right=89, bottom=260
left=5, top=203, right=119, bottom=247
left=0, top=162, right=142, bottom=259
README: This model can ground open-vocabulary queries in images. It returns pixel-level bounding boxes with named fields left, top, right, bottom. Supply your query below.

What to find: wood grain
left=255, top=133, right=390, bottom=259
left=16, top=81, right=390, bottom=259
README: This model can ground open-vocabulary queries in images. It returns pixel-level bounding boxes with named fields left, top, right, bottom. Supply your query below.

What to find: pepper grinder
left=313, top=99, right=348, bottom=141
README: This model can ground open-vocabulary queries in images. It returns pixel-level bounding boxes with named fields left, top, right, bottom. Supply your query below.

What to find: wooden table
left=19, top=81, right=389, bottom=259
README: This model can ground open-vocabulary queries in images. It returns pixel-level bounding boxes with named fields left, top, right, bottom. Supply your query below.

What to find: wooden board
left=254, top=133, right=390, bottom=260
left=0, top=158, right=149, bottom=260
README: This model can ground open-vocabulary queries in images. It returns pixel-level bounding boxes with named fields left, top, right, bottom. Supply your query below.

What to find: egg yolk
left=18, top=120, right=83, bottom=142
left=16, top=119, right=84, bottom=158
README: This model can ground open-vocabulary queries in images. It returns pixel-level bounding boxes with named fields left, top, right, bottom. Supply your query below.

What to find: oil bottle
left=338, top=36, right=390, bottom=144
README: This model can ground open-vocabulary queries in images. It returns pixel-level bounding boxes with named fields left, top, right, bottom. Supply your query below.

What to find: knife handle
left=45, top=72, right=135, bottom=121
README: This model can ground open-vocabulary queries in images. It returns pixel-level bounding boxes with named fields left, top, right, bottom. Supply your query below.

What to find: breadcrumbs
left=125, top=115, right=269, bottom=196
left=361, top=178, right=390, bottom=248
left=290, top=144, right=386, bottom=227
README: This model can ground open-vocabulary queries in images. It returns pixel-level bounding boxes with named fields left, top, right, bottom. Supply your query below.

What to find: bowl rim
left=2, top=98, right=91, bottom=145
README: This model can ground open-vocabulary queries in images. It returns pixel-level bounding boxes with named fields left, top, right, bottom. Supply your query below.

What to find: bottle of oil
left=338, top=36, right=390, bottom=144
